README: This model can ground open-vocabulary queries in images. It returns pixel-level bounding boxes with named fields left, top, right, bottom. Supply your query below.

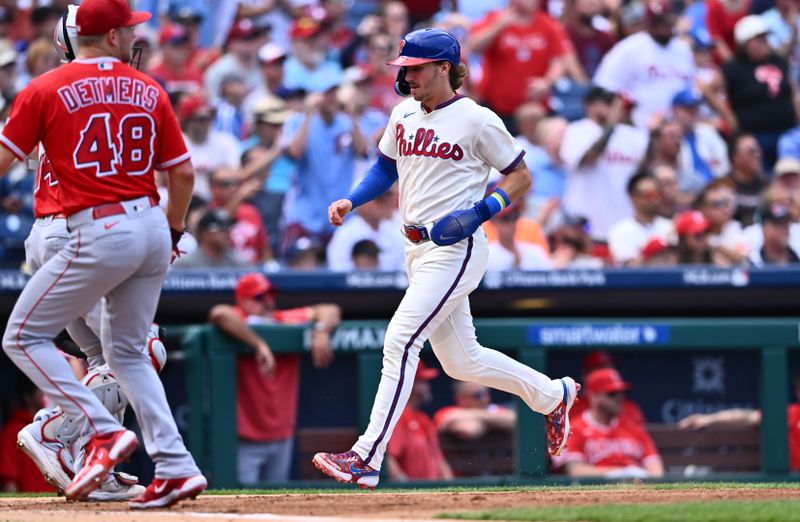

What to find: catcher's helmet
left=54, top=4, right=79, bottom=63
left=388, top=28, right=461, bottom=97
left=387, top=28, right=461, bottom=67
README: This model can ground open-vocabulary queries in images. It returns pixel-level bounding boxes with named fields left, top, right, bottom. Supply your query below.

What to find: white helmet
left=53, top=4, right=79, bottom=64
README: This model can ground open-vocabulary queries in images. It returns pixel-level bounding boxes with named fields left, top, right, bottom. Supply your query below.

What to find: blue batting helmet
left=387, top=28, right=461, bottom=67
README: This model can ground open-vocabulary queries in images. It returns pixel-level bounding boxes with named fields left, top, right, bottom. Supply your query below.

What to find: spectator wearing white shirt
left=179, top=94, right=243, bottom=201
left=326, top=190, right=404, bottom=272
left=204, top=19, right=267, bottom=101
left=748, top=203, right=800, bottom=266
left=608, top=172, right=674, bottom=266
left=670, top=89, right=730, bottom=197
left=561, top=86, right=649, bottom=243
left=761, top=0, right=800, bottom=82
left=592, top=1, right=695, bottom=129
left=742, top=164, right=800, bottom=255
left=697, top=178, right=750, bottom=266
left=486, top=203, right=553, bottom=271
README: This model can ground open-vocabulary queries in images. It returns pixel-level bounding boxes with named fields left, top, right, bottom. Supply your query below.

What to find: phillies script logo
left=395, top=124, right=464, bottom=160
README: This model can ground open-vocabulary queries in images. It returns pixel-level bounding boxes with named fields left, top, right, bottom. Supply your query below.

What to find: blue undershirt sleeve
left=345, top=153, right=398, bottom=209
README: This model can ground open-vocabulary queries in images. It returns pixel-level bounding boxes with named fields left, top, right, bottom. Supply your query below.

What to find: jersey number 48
left=73, top=112, right=155, bottom=177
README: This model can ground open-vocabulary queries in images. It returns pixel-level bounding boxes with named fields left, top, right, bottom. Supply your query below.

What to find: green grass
left=437, top=500, right=800, bottom=522
left=199, top=482, right=800, bottom=496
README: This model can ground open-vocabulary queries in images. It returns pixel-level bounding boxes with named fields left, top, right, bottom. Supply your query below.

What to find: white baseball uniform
left=350, top=95, right=565, bottom=470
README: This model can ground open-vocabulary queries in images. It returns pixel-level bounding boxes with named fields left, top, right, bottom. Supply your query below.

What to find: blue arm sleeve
left=345, top=153, right=398, bottom=209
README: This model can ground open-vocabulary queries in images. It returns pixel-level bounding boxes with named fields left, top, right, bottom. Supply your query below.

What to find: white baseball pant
left=351, top=231, right=564, bottom=470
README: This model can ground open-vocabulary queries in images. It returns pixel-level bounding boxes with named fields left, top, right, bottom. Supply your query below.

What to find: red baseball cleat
left=545, top=377, right=581, bottom=457
left=65, top=429, right=138, bottom=500
left=312, top=451, right=380, bottom=489
left=128, top=474, right=208, bottom=509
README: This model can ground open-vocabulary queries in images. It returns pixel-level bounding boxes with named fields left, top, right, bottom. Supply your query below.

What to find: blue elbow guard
left=345, top=153, right=398, bottom=209
left=431, top=188, right=511, bottom=246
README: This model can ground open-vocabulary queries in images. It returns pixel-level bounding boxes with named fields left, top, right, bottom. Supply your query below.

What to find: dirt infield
left=1, top=487, right=799, bottom=521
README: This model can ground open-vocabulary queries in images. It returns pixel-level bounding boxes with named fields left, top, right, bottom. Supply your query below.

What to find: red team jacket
left=1, top=57, right=189, bottom=215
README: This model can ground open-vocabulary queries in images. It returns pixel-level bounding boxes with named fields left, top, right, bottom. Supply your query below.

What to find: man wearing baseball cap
left=208, top=273, right=341, bottom=484
left=561, top=368, right=664, bottom=478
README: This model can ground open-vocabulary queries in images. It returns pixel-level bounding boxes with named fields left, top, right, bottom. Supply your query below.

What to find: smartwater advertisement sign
left=527, top=323, right=671, bottom=346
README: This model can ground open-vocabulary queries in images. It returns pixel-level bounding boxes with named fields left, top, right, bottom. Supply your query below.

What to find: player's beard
left=411, top=75, right=437, bottom=102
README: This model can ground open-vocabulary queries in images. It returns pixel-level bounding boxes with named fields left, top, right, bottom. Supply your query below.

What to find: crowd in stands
left=0, top=0, right=799, bottom=270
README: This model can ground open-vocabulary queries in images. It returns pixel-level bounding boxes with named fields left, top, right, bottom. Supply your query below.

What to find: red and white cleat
left=545, top=377, right=581, bottom=457
left=128, top=474, right=208, bottom=509
left=312, top=451, right=380, bottom=490
left=64, top=429, right=138, bottom=500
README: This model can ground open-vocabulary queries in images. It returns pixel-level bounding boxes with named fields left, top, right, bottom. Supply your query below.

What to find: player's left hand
left=431, top=207, right=483, bottom=246
left=328, top=199, right=353, bottom=226
left=170, top=228, right=184, bottom=263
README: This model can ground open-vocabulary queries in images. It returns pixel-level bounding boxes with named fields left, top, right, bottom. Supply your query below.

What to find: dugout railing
left=182, top=318, right=800, bottom=489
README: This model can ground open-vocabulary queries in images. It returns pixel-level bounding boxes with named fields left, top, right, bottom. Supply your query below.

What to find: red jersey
left=789, top=404, right=800, bottom=471
left=0, top=57, right=190, bottom=216
left=235, top=305, right=312, bottom=442
left=563, top=410, right=660, bottom=468
left=148, top=62, right=204, bottom=96
left=33, top=153, right=64, bottom=218
left=209, top=202, right=268, bottom=264
left=706, top=0, right=750, bottom=59
left=570, top=398, right=646, bottom=427
left=0, top=409, right=56, bottom=492
left=387, top=407, right=447, bottom=480
left=473, top=11, right=567, bottom=115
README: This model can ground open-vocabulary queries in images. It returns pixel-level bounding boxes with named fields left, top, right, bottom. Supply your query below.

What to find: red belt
left=39, top=213, right=67, bottom=219
left=91, top=196, right=158, bottom=220
left=403, top=224, right=431, bottom=243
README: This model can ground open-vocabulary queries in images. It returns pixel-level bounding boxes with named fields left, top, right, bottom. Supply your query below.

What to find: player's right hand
left=255, top=341, right=276, bottom=376
left=328, top=199, right=352, bottom=227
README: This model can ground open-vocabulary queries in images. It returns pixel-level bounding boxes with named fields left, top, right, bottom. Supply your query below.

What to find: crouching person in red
left=560, top=368, right=664, bottom=478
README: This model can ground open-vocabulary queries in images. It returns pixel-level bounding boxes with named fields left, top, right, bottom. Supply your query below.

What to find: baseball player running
left=0, top=0, right=205, bottom=508
left=15, top=6, right=168, bottom=501
left=314, top=28, right=580, bottom=489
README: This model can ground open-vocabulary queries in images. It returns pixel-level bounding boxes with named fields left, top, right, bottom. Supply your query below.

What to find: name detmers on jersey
left=395, top=123, right=463, bottom=161
left=57, top=76, right=159, bottom=114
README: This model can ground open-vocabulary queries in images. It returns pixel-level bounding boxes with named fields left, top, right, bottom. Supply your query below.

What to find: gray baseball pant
left=3, top=197, right=198, bottom=478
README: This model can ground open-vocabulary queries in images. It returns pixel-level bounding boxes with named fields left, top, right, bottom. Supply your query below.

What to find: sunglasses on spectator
left=600, top=391, right=625, bottom=398
left=708, top=198, right=734, bottom=209
left=636, top=189, right=659, bottom=200
left=472, top=390, right=489, bottom=400
left=213, top=179, right=239, bottom=188
left=253, top=291, right=274, bottom=302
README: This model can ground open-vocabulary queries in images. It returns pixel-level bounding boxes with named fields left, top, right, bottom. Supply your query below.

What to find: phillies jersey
left=563, top=410, right=661, bottom=468
left=1, top=57, right=189, bottom=216
left=33, top=153, right=63, bottom=218
left=377, top=95, right=525, bottom=226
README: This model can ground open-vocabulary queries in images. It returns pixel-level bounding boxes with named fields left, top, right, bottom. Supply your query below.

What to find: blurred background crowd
left=0, top=0, right=799, bottom=270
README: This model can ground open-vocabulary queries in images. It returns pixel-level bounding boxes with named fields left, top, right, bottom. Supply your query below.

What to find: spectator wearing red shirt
left=208, top=273, right=340, bottom=484
left=679, top=373, right=800, bottom=470
left=207, top=167, right=274, bottom=265
left=562, top=368, right=664, bottom=478
left=563, top=0, right=617, bottom=78
left=149, top=24, right=204, bottom=96
left=707, top=0, right=751, bottom=63
left=386, top=362, right=454, bottom=481
left=470, top=0, right=568, bottom=130
left=0, top=377, right=53, bottom=492
left=569, top=351, right=646, bottom=426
